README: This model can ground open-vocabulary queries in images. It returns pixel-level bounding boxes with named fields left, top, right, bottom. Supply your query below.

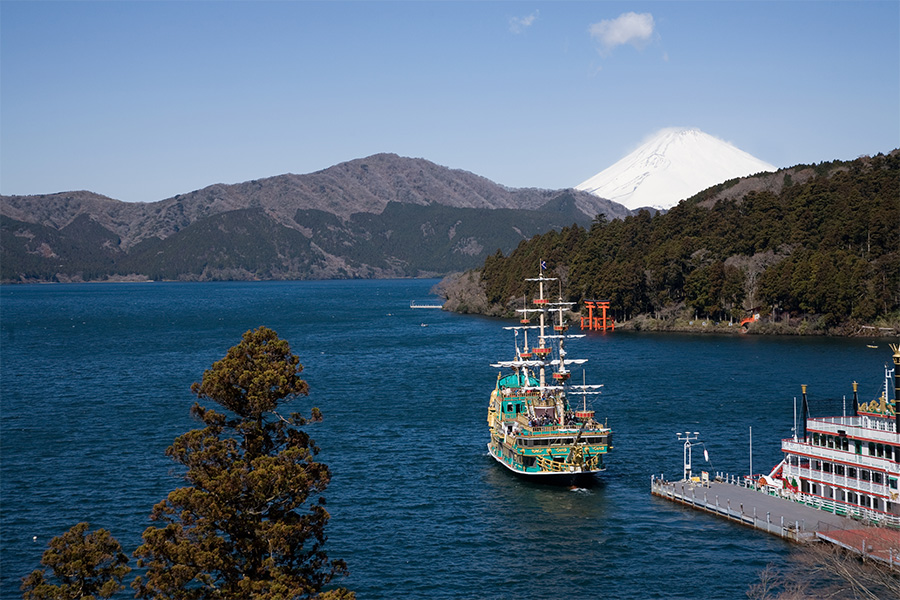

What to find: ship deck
left=651, top=475, right=899, bottom=566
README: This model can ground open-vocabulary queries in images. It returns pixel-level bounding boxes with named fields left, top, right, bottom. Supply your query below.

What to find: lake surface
left=0, top=279, right=887, bottom=598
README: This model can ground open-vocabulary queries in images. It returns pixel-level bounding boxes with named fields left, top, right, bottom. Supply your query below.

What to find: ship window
left=889, top=478, right=898, bottom=490
left=835, top=464, right=844, bottom=476
left=860, top=470, right=870, bottom=481
left=873, top=472, right=883, bottom=485
left=848, top=467, right=857, bottom=478
left=886, top=445, right=893, bottom=460
left=827, top=436, right=834, bottom=449
left=822, top=463, right=832, bottom=474
left=812, top=433, right=820, bottom=445
left=812, top=460, right=821, bottom=471
left=868, top=442, right=876, bottom=456
left=876, top=444, right=884, bottom=458
left=855, top=441, right=862, bottom=455
left=842, top=438, right=849, bottom=452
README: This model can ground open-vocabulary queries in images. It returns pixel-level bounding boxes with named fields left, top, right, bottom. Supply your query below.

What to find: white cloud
left=589, top=12, right=655, bottom=55
left=509, top=11, right=538, bottom=34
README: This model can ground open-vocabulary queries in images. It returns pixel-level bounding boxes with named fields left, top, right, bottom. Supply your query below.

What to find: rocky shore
left=434, top=271, right=900, bottom=337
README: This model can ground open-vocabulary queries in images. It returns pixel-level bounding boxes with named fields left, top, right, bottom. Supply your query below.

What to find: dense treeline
left=478, top=152, right=899, bottom=332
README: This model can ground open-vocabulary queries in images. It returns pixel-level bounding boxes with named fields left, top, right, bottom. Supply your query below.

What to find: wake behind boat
left=486, top=262, right=612, bottom=485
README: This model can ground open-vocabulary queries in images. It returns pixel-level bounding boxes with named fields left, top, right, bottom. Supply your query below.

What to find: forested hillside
left=443, top=152, right=899, bottom=334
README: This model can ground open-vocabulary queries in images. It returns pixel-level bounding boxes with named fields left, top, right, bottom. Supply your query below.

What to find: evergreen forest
left=469, top=152, right=899, bottom=334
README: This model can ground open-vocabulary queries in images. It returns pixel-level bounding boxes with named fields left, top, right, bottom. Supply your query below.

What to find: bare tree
left=747, top=542, right=900, bottom=599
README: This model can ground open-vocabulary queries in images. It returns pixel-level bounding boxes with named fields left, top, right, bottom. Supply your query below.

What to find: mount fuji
left=576, top=128, right=777, bottom=211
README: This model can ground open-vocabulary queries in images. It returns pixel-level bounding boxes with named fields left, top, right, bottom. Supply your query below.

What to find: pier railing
left=715, top=470, right=900, bottom=527
left=650, top=474, right=816, bottom=542
left=651, top=474, right=900, bottom=531
left=651, top=475, right=900, bottom=566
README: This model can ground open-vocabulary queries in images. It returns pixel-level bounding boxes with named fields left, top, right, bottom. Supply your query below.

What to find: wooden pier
left=651, top=475, right=900, bottom=566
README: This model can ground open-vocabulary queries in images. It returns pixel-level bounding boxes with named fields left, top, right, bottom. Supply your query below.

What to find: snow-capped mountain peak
left=576, top=128, right=776, bottom=211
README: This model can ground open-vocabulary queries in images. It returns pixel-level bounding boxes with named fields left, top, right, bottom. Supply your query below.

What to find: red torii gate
left=581, top=300, right=614, bottom=332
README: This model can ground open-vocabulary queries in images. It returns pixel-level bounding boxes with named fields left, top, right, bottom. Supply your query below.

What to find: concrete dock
left=651, top=475, right=899, bottom=566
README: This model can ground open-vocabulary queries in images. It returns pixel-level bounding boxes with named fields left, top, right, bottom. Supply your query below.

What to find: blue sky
left=2, top=1, right=898, bottom=203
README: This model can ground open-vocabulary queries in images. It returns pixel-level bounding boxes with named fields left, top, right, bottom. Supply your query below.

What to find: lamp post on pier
left=677, top=431, right=700, bottom=481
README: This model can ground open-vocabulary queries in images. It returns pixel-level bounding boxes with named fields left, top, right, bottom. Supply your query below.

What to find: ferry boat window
left=848, top=491, right=857, bottom=504
left=813, top=460, right=821, bottom=471
left=876, top=443, right=884, bottom=458
left=872, top=472, right=883, bottom=485
left=868, top=442, right=876, bottom=456
left=848, top=467, right=857, bottom=478
left=827, top=436, right=834, bottom=449
left=813, top=433, right=820, bottom=445
left=889, top=477, right=898, bottom=490
left=822, top=463, right=833, bottom=474
left=834, top=464, right=844, bottom=476
left=855, top=441, right=862, bottom=454
left=886, top=445, right=893, bottom=460
left=842, top=438, right=849, bottom=452
left=861, top=470, right=871, bottom=481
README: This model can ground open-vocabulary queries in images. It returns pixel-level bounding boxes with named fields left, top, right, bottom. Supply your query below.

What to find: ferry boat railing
left=536, top=454, right=600, bottom=472
left=808, top=416, right=899, bottom=440
left=782, top=464, right=887, bottom=496
left=781, top=440, right=899, bottom=474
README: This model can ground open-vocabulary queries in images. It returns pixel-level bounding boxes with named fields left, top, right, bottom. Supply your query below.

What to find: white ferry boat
left=767, top=344, right=900, bottom=526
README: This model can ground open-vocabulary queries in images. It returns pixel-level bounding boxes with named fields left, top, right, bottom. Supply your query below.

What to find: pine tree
left=21, top=523, right=131, bottom=600
left=132, top=326, right=353, bottom=600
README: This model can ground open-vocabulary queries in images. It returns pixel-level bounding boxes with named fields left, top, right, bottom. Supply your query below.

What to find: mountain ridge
left=1, top=154, right=630, bottom=282
left=3, top=153, right=628, bottom=249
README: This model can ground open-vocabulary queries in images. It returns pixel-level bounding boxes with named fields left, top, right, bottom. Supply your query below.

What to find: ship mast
left=526, top=261, right=554, bottom=389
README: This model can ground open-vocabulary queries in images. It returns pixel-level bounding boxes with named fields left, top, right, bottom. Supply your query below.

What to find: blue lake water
left=0, top=279, right=887, bottom=598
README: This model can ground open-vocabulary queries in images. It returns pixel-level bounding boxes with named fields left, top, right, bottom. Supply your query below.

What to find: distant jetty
left=410, top=300, right=443, bottom=309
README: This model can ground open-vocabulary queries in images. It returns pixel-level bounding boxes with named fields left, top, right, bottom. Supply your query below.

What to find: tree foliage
left=132, top=326, right=353, bottom=600
left=475, top=152, right=900, bottom=329
left=21, top=523, right=131, bottom=600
